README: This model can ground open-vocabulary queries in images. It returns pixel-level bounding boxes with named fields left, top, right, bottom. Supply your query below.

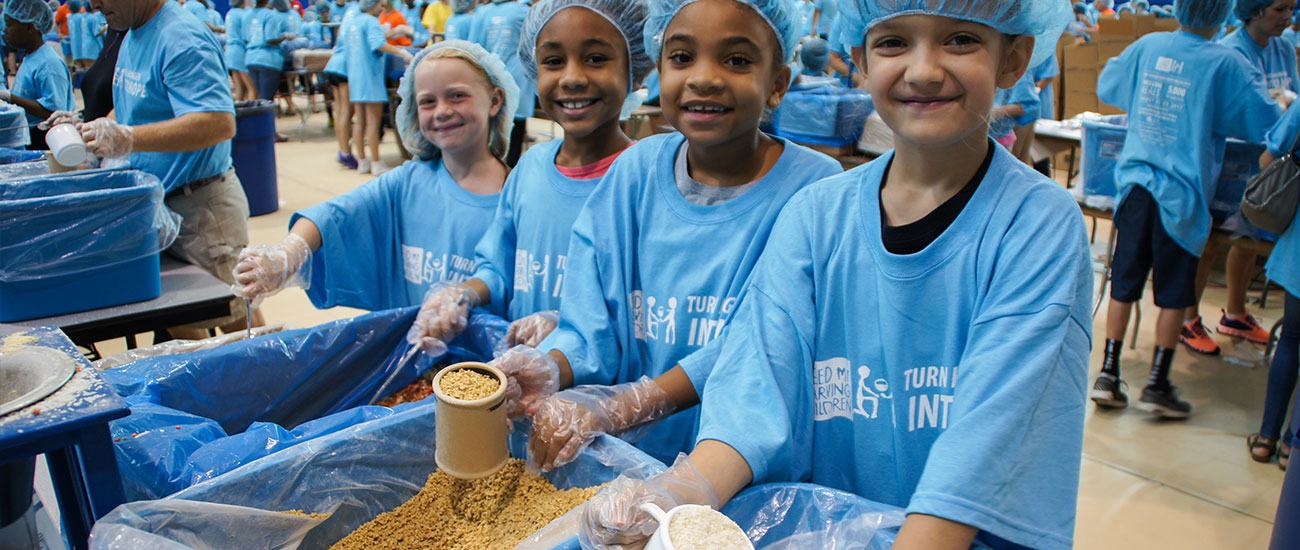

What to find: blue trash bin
left=231, top=100, right=279, bottom=216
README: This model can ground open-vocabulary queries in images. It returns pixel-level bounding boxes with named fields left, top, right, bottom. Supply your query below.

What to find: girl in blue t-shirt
left=232, top=41, right=519, bottom=314
left=344, top=0, right=414, bottom=175
left=574, top=2, right=1093, bottom=549
left=406, top=0, right=655, bottom=364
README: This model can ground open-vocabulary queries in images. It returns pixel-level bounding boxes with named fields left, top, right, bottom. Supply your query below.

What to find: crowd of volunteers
left=9, top=0, right=1300, bottom=545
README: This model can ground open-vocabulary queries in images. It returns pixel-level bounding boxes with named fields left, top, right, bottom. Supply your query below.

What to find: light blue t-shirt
left=1265, top=106, right=1300, bottom=298
left=300, top=20, right=329, bottom=45
left=796, top=0, right=815, bottom=39
left=1222, top=29, right=1300, bottom=94
left=1033, top=54, right=1059, bottom=120
left=813, top=0, right=836, bottom=36
left=114, top=1, right=233, bottom=192
left=696, top=146, right=1093, bottom=550
left=225, top=7, right=250, bottom=71
left=323, top=9, right=352, bottom=76
left=184, top=0, right=208, bottom=20
left=66, top=11, right=84, bottom=59
left=293, top=158, right=501, bottom=311
left=989, top=70, right=1040, bottom=138
left=1098, top=30, right=1280, bottom=256
left=468, top=0, right=533, bottom=118
left=343, top=12, right=388, bottom=102
left=71, top=11, right=105, bottom=61
left=402, top=4, right=428, bottom=45
left=1283, top=26, right=1300, bottom=50
left=246, top=6, right=288, bottom=69
left=281, top=9, right=302, bottom=35
left=444, top=11, right=473, bottom=41
left=13, top=43, right=74, bottom=126
left=538, top=133, right=842, bottom=464
left=471, top=139, right=605, bottom=321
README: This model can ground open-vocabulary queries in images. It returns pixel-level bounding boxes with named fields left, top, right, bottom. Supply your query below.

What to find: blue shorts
left=1109, top=185, right=1199, bottom=309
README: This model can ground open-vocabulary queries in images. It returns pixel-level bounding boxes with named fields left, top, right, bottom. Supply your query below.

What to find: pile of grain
left=375, top=378, right=436, bottom=407
left=669, top=506, right=753, bottom=550
left=280, top=510, right=328, bottom=519
left=440, top=368, right=499, bottom=400
left=329, top=459, right=601, bottom=550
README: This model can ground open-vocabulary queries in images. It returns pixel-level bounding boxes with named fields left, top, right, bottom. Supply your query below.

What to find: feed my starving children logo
left=513, top=250, right=565, bottom=299
left=629, top=290, right=736, bottom=349
left=402, top=245, right=476, bottom=285
left=813, top=357, right=959, bottom=432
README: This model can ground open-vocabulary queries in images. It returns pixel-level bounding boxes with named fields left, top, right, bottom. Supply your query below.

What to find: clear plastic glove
left=528, top=376, right=674, bottom=471
left=231, top=233, right=312, bottom=304
left=39, top=111, right=82, bottom=130
left=506, top=310, right=559, bottom=349
left=81, top=118, right=136, bottom=158
left=405, top=281, right=480, bottom=355
left=580, top=453, right=720, bottom=550
left=489, top=345, right=560, bottom=419
left=0, top=90, right=10, bottom=103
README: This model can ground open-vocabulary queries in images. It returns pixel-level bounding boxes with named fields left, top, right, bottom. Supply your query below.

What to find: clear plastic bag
left=94, top=324, right=291, bottom=370
left=720, top=483, right=906, bottom=550
left=0, top=103, right=31, bottom=149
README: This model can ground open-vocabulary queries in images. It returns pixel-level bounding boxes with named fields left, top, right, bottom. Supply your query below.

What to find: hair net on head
left=68, top=0, right=85, bottom=11
left=1133, top=0, right=1149, bottom=10
left=396, top=40, right=521, bottom=162
left=272, top=0, right=290, bottom=11
left=644, top=0, right=801, bottom=63
left=451, top=0, right=474, bottom=11
left=314, top=1, right=329, bottom=12
left=518, top=0, right=654, bottom=92
left=1294, top=9, right=1300, bottom=23
left=1175, top=0, right=1233, bottom=28
left=4, top=0, right=54, bottom=33
left=360, top=0, right=385, bottom=11
left=1073, top=2, right=1087, bottom=14
left=834, top=0, right=1072, bottom=70
left=1095, top=0, right=1113, bottom=9
left=1235, top=0, right=1271, bottom=21
left=800, top=37, right=830, bottom=73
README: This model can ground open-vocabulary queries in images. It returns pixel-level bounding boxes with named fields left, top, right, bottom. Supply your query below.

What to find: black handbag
left=1241, top=134, right=1300, bottom=235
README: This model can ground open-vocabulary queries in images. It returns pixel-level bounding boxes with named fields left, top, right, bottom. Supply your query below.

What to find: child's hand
left=489, top=345, right=561, bottom=417
left=505, top=310, right=559, bottom=348
left=579, top=453, right=720, bottom=549
left=406, top=281, right=479, bottom=353
left=231, top=233, right=312, bottom=303
left=527, top=377, right=675, bottom=471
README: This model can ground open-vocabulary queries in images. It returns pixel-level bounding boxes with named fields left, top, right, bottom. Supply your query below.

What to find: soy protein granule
left=669, top=506, right=753, bottom=550
left=280, top=510, right=327, bottom=519
left=329, top=459, right=601, bottom=550
left=440, top=368, right=499, bottom=400
left=376, top=378, right=435, bottom=407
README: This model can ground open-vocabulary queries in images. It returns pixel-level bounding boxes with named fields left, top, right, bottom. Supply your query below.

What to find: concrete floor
left=91, top=103, right=1287, bottom=548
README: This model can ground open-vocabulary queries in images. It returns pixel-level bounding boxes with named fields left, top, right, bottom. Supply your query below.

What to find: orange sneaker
left=1218, top=309, right=1272, bottom=344
left=1180, top=317, right=1220, bottom=355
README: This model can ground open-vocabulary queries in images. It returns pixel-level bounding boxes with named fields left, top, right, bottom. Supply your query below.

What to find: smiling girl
left=232, top=40, right=519, bottom=313
left=576, top=2, right=1092, bottom=549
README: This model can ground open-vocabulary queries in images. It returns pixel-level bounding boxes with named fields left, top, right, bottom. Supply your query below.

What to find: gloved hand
left=579, top=453, right=720, bottom=550
left=489, top=345, right=561, bottom=418
left=405, top=281, right=480, bottom=355
left=505, top=310, right=559, bottom=348
left=528, top=377, right=675, bottom=471
left=0, top=89, right=11, bottom=103
left=231, top=233, right=312, bottom=304
left=81, top=118, right=135, bottom=158
left=39, top=110, right=81, bottom=130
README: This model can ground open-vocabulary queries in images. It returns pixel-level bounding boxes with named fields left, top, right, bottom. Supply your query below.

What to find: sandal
left=1248, top=434, right=1277, bottom=463
left=1281, top=442, right=1291, bottom=471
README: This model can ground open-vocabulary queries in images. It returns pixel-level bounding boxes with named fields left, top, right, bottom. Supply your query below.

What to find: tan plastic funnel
left=433, top=362, right=509, bottom=479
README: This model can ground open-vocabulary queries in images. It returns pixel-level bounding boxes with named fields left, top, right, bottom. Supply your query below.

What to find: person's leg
left=354, top=101, right=368, bottom=161
left=366, top=103, right=383, bottom=171
left=1095, top=189, right=1154, bottom=408
left=239, top=71, right=257, bottom=102
left=1142, top=199, right=1200, bottom=419
left=230, top=70, right=245, bottom=103
left=1219, top=246, right=1272, bottom=343
left=1181, top=239, right=1222, bottom=354
left=1259, top=293, right=1300, bottom=448
left=256, top=68, right=280, bottom=101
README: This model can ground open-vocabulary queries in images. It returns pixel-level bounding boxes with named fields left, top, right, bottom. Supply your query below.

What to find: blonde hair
left=423, top=48, right=510, bottom=161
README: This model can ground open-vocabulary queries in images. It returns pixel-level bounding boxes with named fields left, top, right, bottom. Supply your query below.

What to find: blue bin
left=231, top=100, right=279, bottom=216
left=1081, top=115, right=1127, bottom=200
left=0, top=169, right=172, bottom=322
left=774, top=87, right=873, bottom=147
left=0, top=104, right=30, bottom=149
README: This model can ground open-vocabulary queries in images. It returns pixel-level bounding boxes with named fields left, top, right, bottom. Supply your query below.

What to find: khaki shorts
left=164, top=168, right=251, bottom=326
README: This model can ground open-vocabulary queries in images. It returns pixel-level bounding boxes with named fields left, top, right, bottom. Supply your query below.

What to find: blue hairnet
left=1073, top=2, right=1087, bottom=14
left=519, top=0, right=655, bottom=91
left=1175, top=0, right=1233, bottom=28
left=360, top=0, right=385, bottom=11
left=800, top=37, right=830, bottom=73
left=451, top=0, right=474, bottom=12
left=272, top=0, right=290, bottom=11
left=1133, top=0, right=1149, bottom=10
left=4, top=0, right=54, bottom=33
left=644, top=0, right=802, bottom=63
left=314, top=1, right=329, bottom=12
left=1294, top=9, right=1300, bottom=23
left=833, top=0, right=1072, bottom=69
left=68, top=0, right=85, bottom=11
left=1235, top=0, right=1271, bottom=21
left=396, top=40, right=521, bottom=162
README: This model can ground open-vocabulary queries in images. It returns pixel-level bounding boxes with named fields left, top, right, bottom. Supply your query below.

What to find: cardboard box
left=1132, top=13, right=1156, bottom=36
left=1153, top=18, right=1179, bottom=33
left=1064, top=89, right=1099, bottom=118
left=1064, top=69, right=1099, bottom=94
left=1097, top=35, right=1133, bottom=63
left=1063, top=42, right=1098, bottom=71
left=1097, top=96, right=1125, bottom=116
left=1099, top=17, right=1131, bottom=35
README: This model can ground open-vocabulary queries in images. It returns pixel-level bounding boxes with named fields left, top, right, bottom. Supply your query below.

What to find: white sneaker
left=371, top=159, right=388, bottom=176
left=357, top=159, right=371, bottom=173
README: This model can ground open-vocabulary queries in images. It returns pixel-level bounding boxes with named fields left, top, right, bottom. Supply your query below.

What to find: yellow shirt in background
left=423, top=1, right=453, bottom=34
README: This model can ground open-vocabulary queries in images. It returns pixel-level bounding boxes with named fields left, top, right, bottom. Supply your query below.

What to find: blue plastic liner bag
left=0, top=158, right=48, bottom=179
left=88, top=413, right=667, bottom=550
left=101, top=307, right=510, bottom=501
left=0, top=147, right=43, bottom=164
left=721, top=483, right=906, bottom=549
left=0, top=103, right=31, bottom=149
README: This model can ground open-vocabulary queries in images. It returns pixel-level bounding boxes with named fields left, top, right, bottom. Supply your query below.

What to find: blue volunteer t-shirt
left=246, top=6, right=288, bottom=69
left=293, top=158, right=500, bottom=311
left=13, top=43, right=74, bottom=125
left=1032, top=53, right=1059, bottom=120
left=697, top=146, right=1093, bottom=550
left=343, top=12, right=388, bottom=102
left=323, top=8, right=352, bottom=76
left=114, top=1, right=233, bottom=192
left=471, top=139, right=603, bottom=321
left=538, top=133, right=842, bottom=464
left=184, top=0, right=208, bottom=20
left=1221, top=29, right=1300, bottom=94
left=1098, top=30, right=1280, bottom=256
left=467, top=0, right=533, bottom=118
left=402, top=4, right=428, bottom=45
left=226, top=7, right=249, bottom=46
left=443, top=11, right=472, bottom=41
left=813, top=0, right=836, bottom=36
left=989, top=70, right=1040, bottom=138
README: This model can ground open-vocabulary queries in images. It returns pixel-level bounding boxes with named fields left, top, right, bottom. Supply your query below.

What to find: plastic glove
left=528, top=376, right=674, bottom=471
left=489, top=345, right=561, bottom=418
left=81, top=118, right=135, bottom=158
left=39, top=110, right=81, bottom=130
left=405, top=281, right=480, bottom=355
left=505, top=310, right=559, bottom=348
left=0, top=89, right=10, bottom=103
left=231, top=233, right=312, bottom=304
left=579, top=453, right=720, bottom=550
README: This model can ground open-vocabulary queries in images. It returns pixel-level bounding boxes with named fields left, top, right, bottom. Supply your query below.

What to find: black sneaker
left=1090, top=375, right=1128, bottom=409
left=1138, top=385, right=1191, bottom=419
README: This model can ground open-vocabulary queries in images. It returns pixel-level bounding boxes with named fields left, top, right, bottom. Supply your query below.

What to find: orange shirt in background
left=55, top=3, right=71, bottom=36
left=379, top=10, right=413, bottom=47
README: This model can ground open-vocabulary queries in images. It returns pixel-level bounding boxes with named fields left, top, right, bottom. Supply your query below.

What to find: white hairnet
left=643, top=0, right=802, bottom=63
left=1175, top=0, right=1233, bottom=27
left=834, top=0, right=1072, bottom=69
left=5, top=0, right=54, bottom=33
left=360, top=0, right=385, bottom=12
left=396, top=40, right=522, bottom=162
left=451, top=0, right=474, bottom=12
left=519, top=0, right=654, bottom=91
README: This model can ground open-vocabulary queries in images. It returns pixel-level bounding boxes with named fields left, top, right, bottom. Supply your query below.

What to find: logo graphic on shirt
left=402, top=245, right=476, bottom=285
left=812, top=359, right=956, bottom=430
left=853, top=365, right=893, bottom=421
left=1267, top=72, right=1293, bottom=94
left=630, top=291, right=736, bottom=348
left=513, top=250, right=566, bottom=299
left=903, top=365, right=958, bottom=432
left=113, top=67, right=147, bottom=99
left=813, top=358, right=853, bottom=421
left=1138, top=58, right=1191, bottom=148
left=1155, top=56, right=1183, bottom=75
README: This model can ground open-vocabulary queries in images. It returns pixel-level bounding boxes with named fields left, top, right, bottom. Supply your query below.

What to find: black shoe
left=1138, top=384, right=1191, bottom=419
left=1090, top=375, right=1128, bottom=409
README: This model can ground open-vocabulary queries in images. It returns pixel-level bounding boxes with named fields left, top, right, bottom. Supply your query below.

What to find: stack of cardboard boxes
left=1057, top=13, right=1181, bottom=119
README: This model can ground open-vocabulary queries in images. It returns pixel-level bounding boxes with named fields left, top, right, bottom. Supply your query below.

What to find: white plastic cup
left=46, top=123, right=88, bottom=167
left=639, top=503, right=755, bottom=550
